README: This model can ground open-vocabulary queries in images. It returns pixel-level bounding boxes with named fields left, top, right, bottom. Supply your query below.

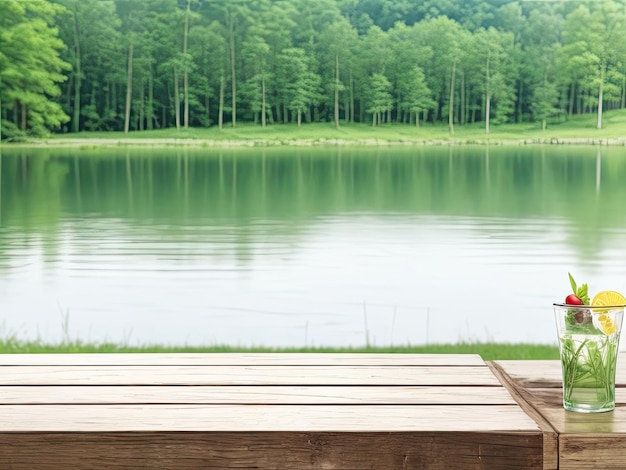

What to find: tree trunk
left=449, top=60, right=456, bottom=135
left=183, top=0, right=190, bottom=128
left=205, top=93, right=210, bottom=127
left=334, top=53, right=339, bottom=129
left=124, top=38, right=133, bottom=134
left=460, top=71, right=465, bottom=124
left=542, top=118, right=546, bottom=131
left=415, top=111, right=419, bottom=127
left=72, top=9, right=81, bottom=133
left=297, top=108, right=302, bottom=127
left=21, top=103, right=27, bottom=131
left=261, top=72, right=266, bottom=127
left=350, top=71, right=355, bottom=123
left=568, top=82, right=575, bottom=116
left=147, top=71, right=154, bottom=130
left=597, top=64, right=604, bottom=129
left=485, top=55, right=490, bottom=135
left=218, top=74, right=224, bottom=129
left=0, top=77, right=3, bottom=141
left=139, top=79, right=144, bottom=131
left=485, top=95, right=491, bottom=135
left=174, top=69, right=180, bottom=130
left=517, top=80, right=522, bottom=123
left=229, top=12, right=236, bottom=128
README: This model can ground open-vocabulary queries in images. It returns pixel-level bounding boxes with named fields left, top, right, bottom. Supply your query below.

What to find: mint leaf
left=568, top=273, right=590, bottom=305
left=569, top=272, right=578, bottom=294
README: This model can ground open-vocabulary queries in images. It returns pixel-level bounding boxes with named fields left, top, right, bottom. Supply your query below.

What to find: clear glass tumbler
left=554, top=303, right=624, bottom=413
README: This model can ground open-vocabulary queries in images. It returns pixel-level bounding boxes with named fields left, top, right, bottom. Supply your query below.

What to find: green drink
left=554, top=302, right=623, bottom=413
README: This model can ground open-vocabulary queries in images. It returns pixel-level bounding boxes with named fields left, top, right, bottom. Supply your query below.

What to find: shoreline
left=3, top=136, right=626, bottom=148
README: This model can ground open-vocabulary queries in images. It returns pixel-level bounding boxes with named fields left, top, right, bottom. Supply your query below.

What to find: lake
left=1, top=144, right=626, bottom=348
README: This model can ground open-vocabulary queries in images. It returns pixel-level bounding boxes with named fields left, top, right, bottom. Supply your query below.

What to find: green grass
left=28, top=108, right=626, bottom=145
left=0, top=338, right=559, bottom=361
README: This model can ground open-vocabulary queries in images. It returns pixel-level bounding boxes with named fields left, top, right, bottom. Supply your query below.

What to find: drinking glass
left=553, top=303, right=624, bottom=413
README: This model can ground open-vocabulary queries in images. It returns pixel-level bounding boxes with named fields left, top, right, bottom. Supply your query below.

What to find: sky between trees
left=1, top=0, right=626, bottom=139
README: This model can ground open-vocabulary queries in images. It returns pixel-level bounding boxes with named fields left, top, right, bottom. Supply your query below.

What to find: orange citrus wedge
left=591, top=290, right=626, bottom=307
left=591, top=291, right=625, bottom=335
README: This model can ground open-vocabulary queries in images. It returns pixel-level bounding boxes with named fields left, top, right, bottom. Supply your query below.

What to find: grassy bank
left=5, top=109, right=626, bottom=148
left=0, top=339, right=559, bottom=361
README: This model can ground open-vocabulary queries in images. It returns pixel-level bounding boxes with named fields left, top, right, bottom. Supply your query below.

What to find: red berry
left=565, top=294, right=584, bottom=305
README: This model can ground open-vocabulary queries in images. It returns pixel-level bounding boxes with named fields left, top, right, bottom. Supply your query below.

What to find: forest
left=1, top=0, right=626, bottom=139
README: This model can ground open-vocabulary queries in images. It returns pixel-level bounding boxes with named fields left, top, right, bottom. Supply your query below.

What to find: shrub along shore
left=4, top=111, right=626, bottom=149
left=0, top=339, right=559, bottom=361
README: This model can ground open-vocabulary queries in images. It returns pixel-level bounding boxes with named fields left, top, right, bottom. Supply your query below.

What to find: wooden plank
left=0, top=385, right=517, bottom=405
left=0, top=404, right=540, bottom=432
left=0, top=365, right=501, bottom=385
left=495, top=359, right=626, bottom=469
left=0, top=431, right=545, bottom=470
left=559, top=434, right=626, bottom=469
left=519, top=387, right=626, bottom=407
left=488, top=362, right=559, bottom=470
left=495, top=356, right=626, bottom=388
left=0, top=353, right=485, bottom=366
left=540, top=407, right=626, bottom=434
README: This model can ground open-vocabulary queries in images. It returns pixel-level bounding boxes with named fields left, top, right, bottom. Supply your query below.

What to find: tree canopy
left=1, top=0, right=626, bottom=138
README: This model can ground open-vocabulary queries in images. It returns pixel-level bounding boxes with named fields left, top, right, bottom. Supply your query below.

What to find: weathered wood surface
left=0, top=404, right=538, bottom=432
left=0, top=432, right=544, bottom=470
left=488, top=362, right=560, bottom=470
left=0, top=354, right=547, bottom=469
left=0, top=352, right=486, bottom=366
left=494, top=354, right=626, bottom=470
left=0, top=364, right=501, bottom=385
left=496, top=355, right=626, bottom=388
left=0, top=385, right=517, bottom=405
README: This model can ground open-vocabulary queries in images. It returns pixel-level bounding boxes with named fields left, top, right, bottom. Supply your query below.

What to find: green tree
left=0, top=0, right=69, bottom=138
left=386, top=22, right=432, bottom=124
left=561, top=2, right=626, bottom=129
left=366, top=73, right=393, bottom=126
left=471, top=27, right=516, bottom=134
left=523, top=10, right=562, bottom=129
left=279, top=48, right=322, bottom=127
left=241, top=37, right=271, bottom=126
left=403, top=67, right=434, bottom=126
left=54, top=0, right=121, bottom=133
left=318, top=17, right=357, bottom=128
left=188, top=21, right=226, bottom=127
left=419, top=17, right=464, bottom=134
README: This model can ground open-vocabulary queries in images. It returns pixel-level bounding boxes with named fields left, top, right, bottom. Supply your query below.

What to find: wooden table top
left=492, top=352, right=626, bottom=470
left=0, top=353, right=545, bottom=469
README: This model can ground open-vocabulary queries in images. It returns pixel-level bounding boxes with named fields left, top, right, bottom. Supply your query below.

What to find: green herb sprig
left=569, top=272, right=590, bottom=305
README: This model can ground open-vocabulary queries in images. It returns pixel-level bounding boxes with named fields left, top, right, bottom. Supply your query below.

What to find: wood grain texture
left=0, top=385, right=517, bottom=405
left=540, top=407, right=626, bottom=434
left=0, top=431, right=545, bottom=470
left=0, top=353, right=485, bottom=366
left=559, top=435, right=626, bottom=469
left=488, top=362, right=558, bottom=470
left=0, top=365, right=501, bottom=385
left=0, top=404, right=540, bottom=432
left=495, top=356, right=626, bottom=388
left=495, top=358, right=626, bottom=469
left=0, top=354, right=547, bottom=469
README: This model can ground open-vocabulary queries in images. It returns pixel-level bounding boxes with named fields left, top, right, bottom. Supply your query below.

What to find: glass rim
left=553, top=303, right=626, bottom=309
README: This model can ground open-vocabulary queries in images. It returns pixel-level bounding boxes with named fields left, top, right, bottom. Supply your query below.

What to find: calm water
left=1, top=145, right=626, bottom=348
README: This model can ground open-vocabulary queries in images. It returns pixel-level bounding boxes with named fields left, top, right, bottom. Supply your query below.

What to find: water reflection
left=1, top=145, right=626, bottom=347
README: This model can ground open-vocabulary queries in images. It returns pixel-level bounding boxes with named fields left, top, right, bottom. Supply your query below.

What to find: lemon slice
left=591, top=290, right=626, bottom=307
left=591, top=291, right=625, bottom=335
left=593, top=312, right=619, bottom=335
